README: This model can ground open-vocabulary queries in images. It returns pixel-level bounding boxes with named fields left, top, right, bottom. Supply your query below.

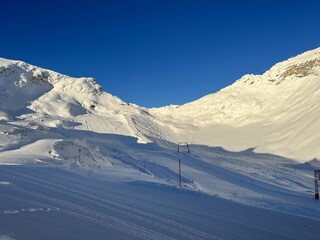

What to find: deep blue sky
left=1, top=0, right=319, bottom=107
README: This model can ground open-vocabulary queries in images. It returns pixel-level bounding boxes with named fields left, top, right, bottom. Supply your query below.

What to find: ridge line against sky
left=1, top=0, right=320, bottom=107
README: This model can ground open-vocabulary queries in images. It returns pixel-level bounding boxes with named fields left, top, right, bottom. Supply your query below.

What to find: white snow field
left=0, top=47, right=320, bottom=239
left=1, top=165, right=320, bottom=240
left=151, top=47, right=320, bottom=161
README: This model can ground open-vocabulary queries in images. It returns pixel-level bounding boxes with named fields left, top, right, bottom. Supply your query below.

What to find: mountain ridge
left=150, top=47, right=320, bottom=160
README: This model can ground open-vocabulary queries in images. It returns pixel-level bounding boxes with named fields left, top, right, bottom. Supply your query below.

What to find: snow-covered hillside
left=1, top=48, right=320, bottom=161
left=0, top=57, right=171, bottom=145
left=1, top=165, right=320, bottom=240
left=1, top=49, right=320, bottom=239
left=151, top=47, right=320, bottom=161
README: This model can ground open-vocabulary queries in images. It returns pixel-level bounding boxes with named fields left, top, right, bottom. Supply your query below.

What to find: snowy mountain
left=1, top=50, right=320, bottom=239
left=0, top=57, right=171, bottom=145
left=1, top=48, right=320, bottom=161
left=1, top=48, right=320, bottom=162
left=151, top=47, right=320, bottom=161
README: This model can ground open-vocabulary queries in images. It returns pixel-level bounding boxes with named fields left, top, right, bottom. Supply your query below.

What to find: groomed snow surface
left=0, top=120, right=320, bottom=239
left=1, top=166, right=320, bottom=240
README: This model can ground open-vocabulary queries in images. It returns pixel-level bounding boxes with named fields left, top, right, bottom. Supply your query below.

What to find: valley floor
left=0, top=165, right=320, bottom=240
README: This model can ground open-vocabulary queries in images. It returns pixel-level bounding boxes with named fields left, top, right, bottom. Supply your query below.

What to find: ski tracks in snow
left=0, top=168, right=217, bottom=240
left=1, top=166, right=320, bottom=240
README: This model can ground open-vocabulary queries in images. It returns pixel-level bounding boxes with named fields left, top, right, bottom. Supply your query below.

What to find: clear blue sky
left=1, top=0, right=319, bottom=107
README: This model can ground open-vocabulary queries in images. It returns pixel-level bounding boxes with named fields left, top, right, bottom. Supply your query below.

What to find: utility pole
left=78, top=148, right=81, bottom=164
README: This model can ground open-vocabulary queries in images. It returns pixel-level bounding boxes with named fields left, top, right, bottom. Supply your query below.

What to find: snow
left=0, top=235, right=15, bottom=240
left=2, top=49, right=320, bottom=160
left=0, top=119, right=319, bottom=219
left=0, top=48, right=320, bottom=239
left=151, top=47, right=320, bottom=161
left=1, top=166, right=319, bottom=240
left=0, top=181, right=10, bottom=185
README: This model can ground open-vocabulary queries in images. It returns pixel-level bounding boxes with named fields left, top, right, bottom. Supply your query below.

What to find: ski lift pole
left=179, top=158, right=182, bottom=189
left=314, top=170, right=320, bottom=200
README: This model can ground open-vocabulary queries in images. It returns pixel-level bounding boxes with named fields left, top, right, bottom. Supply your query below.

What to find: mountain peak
left=262, top=47, right=320, bottom=84
left=0, top=57, right=18, bottom=67
left=0, top=57, right=126, bottom=120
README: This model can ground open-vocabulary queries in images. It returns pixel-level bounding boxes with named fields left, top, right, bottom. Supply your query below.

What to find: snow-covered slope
left=0, top=57, right=171, bottom=145
left=0, top=57, right=123, bottom=119
left=2, top=48, right=320, bottom=161
left=2, top=165, right=320, bottom=240
left=151, top=47, right=320, bottom=161
left=1, top=50, right=320, bottom=228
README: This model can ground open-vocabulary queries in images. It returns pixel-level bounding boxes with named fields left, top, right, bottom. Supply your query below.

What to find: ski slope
left=0, top=119, right=319, bottom=220
left=1, top=166, right=320, bottom=240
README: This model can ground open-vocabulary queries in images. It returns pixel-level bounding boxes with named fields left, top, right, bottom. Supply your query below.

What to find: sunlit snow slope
left=151, top=48, right=320, bottom=161
left=0, top=57, right=171, bottom=145
left=1, top=49, right=320, bottom=161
